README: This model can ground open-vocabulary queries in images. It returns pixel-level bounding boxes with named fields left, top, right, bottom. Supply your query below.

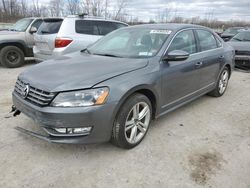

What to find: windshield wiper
left=93, top=53, right=123, bottom=58
left=8, top=28, right=18, bottom=31
left=81, top=48, right=91, bottom=54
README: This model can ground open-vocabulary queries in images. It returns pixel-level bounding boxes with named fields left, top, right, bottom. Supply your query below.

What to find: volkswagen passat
left=13, top=24, right=234, bottom=149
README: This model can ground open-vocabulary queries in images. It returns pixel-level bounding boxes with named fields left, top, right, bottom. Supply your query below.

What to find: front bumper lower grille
left=14, top=78, right=55, bottom=107
left=235, top=50, right=250, bottom=56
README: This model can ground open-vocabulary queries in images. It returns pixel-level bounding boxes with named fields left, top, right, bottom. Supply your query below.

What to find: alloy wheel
left=218, top=69, right=229, bottom=94
left=125, top=102, right=151, bottom=144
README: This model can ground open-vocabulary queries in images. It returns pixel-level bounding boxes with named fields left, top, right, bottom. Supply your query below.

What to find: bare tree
left=49, top=0, right=64, bottom=17
left=114, top=0, right=127, bottom=20
left=66, top=0, right=80, bottom=15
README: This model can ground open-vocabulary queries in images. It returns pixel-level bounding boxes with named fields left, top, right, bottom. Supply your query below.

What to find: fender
left=112, top=84, right=160, bottom=121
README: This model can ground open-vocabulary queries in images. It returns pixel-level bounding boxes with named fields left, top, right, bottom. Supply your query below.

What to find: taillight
left=55, top=38, right=73, bottom=48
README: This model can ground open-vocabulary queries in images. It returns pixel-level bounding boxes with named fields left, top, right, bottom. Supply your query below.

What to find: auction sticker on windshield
left=150, top=30, right=172, bottom=35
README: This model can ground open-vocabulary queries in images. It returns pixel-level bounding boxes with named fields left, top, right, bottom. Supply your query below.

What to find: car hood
left=227, top=41, right=250, bottom=51
left=19, top=52, right=149, bottom=92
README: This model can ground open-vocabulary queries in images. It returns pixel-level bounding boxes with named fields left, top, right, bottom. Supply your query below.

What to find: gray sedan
left=227, top=30, right=250, bottom=69
left=13, top=24, right=234, bottom=149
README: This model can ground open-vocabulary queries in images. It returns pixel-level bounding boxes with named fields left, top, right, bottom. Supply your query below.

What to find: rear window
left=37, top=19, right=63, bottom=35
left=75, top=20, right=127, bottom=35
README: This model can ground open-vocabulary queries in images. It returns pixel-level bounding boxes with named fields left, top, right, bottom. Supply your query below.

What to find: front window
left=87, top=28, right=170, bottom=58
left=231, top=32, right=250, bottom=42
left=168, top=30, right=197, bottom=54
left=9, top=18, right=33, bottom=32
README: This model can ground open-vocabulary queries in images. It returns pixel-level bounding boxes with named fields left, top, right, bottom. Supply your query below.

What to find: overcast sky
left=41, top=0, right=250, bottom=22
left=123, top=0, right=250, bottom=21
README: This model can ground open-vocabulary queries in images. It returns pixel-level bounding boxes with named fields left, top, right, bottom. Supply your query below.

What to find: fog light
left=55, top=128, right=67, bottom=134
left=54, top=127, right=92, bottom=135
left=73, top=127, right=92, bottom=134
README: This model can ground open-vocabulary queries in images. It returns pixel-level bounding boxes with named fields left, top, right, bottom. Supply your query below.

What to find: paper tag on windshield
left=150, top=30, right=172, bottom=35
left=139, top=52, right=153, bottom=56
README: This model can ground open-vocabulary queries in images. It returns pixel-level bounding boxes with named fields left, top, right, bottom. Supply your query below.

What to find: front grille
left=235, top=50, right=250, bottom=56
left=14, top=78, right=55, bottom=107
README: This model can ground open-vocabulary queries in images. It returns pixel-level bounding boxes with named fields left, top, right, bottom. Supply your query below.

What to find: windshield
left=87, top=28, right=170, bottom=58
left=223, top=28, right=242, bottom=35
left=9, top=18, right=33, bottom=32
left=231, top=32, right=250, bottom=42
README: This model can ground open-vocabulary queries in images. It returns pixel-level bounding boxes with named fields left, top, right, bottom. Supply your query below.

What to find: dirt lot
left=0, top=62, right=250, bottom=188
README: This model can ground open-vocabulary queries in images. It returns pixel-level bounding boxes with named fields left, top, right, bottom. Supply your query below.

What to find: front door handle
left=195, top=62, right=203, bottom=67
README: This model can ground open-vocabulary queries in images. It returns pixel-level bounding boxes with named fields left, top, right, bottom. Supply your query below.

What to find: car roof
left=65, top=15, right=128, bottom=25
left=128, top=23, right=207, bottom=31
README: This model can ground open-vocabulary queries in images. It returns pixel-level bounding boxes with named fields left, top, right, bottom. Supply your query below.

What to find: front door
left=160, top=29, right=204, bottom=112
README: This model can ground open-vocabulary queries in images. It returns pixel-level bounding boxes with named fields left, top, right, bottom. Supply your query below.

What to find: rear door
left=34, top=19, right=63, bottom=55
left=161, top=29, right=204, bottom=111
left=194, top=29, right=224, bottom=86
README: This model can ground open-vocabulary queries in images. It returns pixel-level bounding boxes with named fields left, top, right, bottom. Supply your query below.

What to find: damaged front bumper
left=12, top=92, right=117, bottom=144
left=235, top=55, right=250, bottom=69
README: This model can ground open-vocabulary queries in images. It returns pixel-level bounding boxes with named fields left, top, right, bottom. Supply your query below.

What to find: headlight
left=51, top=87, right=109, bottom=107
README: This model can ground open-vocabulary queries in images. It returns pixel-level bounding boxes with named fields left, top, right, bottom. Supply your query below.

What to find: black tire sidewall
left=112, top=94, right=152, bottom=149
left=0, top=46, right=24, bottom=68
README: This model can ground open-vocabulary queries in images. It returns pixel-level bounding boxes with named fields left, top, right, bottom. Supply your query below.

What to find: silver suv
left=33, top=15, right=128, bottom=61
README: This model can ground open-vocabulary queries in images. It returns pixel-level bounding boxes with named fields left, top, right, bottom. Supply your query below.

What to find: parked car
left=0, top=17, right=44, bottom=68
left=33, top=15, right=128, bottom=62
left=221, top=27, right=245, bottom=41
left=13, top=24, right=234, bottom=149
left=227, top=30, right=250, bottom=69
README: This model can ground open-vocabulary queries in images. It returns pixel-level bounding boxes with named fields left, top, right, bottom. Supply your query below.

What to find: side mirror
left=30, top=26, right=37, bottom=34
left=162, top=50, right=190, bottom=61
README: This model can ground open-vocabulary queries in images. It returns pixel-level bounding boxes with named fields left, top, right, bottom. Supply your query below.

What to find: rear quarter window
left=97, top=21, right=127, bottom=35
left=75, top=20, right=127, bottom=36
left=75, top=20, right=99, bottom=35
left=37, top=20, right=63, bottom=35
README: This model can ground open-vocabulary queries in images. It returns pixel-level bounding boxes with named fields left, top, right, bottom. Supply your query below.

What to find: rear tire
left=111, top=93, right=152, bottom=149
left=208, top=67, right=230, bottom=97
left=0, top=46, right=25, bottom=68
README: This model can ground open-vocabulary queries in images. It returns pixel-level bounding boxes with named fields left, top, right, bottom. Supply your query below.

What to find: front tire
left=0, top=46, right=25, bottom=68
left=111, top=94, right=152, bottom=149
left=208, top=67, right=230, bottom=97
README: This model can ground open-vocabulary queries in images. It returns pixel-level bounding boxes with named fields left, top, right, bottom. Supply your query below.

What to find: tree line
left=0, top=0, right=128, bottom=22
left=0, top=0, right=249, bottom=30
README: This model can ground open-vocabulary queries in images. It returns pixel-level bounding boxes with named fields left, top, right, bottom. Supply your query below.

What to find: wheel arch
left=225, top=64, right=232, bottom=78
left=0, top=40, right=29, bottom=56
left=113, top=85, right=159, bottom=121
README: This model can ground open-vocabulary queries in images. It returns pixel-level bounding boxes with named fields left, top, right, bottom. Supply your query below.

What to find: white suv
left=33, top=15, right=128, bottom=61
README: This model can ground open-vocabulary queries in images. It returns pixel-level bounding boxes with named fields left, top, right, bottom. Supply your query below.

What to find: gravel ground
left=0, top=62, right=250, bottom=188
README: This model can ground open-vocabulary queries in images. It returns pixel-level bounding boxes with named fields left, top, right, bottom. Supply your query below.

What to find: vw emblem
left=22, top=84, right=30, bottom=99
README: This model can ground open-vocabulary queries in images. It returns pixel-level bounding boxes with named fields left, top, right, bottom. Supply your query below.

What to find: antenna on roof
left=79, top=13, right=88, bottom=18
